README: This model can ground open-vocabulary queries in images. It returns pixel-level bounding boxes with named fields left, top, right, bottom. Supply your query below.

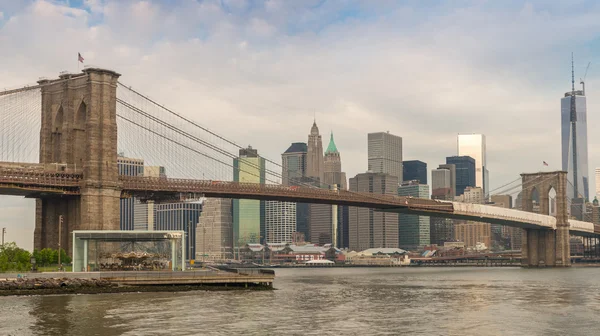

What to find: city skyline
left=1, top=1, right=600, bottom=250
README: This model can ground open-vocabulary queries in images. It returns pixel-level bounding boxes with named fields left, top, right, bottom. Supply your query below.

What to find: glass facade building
left=398, top=181, right=430, bottom=250
left=117, top=156, right=144, bottom=231
left=154, top=202, right=202, bottom=260
left=457, top=134, right=488, bottom=197
left=446, top=156, right=476, bottom=196
left=561, top=91, right=589, bottom=200
left=403, top=160, right=427, bottom=184
left=233, top=147, right=266, bottom=247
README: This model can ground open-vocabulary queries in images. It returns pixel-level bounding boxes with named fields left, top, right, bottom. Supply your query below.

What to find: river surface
left=1, top=267, right=600, bottom=335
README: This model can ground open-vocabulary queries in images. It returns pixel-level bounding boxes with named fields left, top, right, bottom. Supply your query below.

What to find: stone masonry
left=34, top=68, right=122, bottom=253
left=520, top=171, right=570, bottom=267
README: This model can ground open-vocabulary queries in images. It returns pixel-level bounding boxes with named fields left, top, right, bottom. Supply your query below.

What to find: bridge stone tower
left=34, top=68, right=122, bottom=253
left=520, top=171, right=570, bottom=267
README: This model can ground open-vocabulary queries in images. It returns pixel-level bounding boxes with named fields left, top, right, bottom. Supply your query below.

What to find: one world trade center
left=561, top=57, right=590, bottom=202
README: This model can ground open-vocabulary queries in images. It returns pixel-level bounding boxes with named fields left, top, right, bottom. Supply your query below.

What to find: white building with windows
left=265, top=201, right=296, bottom=244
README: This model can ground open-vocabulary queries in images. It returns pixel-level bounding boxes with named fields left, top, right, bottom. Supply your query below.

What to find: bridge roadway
left=1, top=165, right=598, bottom=235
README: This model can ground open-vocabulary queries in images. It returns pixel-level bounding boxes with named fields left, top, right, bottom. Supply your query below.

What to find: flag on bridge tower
left=543, top=161, right=549, bottom=166
left=78, top=53, right=84, bottom=63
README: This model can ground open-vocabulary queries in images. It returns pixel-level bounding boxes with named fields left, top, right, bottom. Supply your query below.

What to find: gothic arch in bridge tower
left=520, top=171, right=570, bottom=267
left=73, top=100, right=87, bottom=165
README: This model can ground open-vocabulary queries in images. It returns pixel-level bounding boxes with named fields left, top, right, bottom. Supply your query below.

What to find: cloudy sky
left=1, top=0, right=600, bottom=250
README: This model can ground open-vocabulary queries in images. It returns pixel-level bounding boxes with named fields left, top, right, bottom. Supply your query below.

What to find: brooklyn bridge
left=1, top=67, right=598, bottom=267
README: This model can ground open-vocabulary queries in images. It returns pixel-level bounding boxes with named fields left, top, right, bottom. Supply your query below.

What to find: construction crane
left=580, top=61, right=591, bottom=95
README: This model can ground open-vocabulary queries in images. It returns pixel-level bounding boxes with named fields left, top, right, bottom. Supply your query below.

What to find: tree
left=0, top=242, right=32, bottom=272
left=32, top=248, right=71, bottom=266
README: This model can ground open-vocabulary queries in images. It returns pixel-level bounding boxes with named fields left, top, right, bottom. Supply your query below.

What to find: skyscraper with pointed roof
left=324, top=132, right=347, bottom=189
left=307, top=120, right=324, bottom=184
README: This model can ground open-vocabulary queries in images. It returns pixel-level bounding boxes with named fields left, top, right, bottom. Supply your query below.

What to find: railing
left=0, top=168, right=82, bottom=187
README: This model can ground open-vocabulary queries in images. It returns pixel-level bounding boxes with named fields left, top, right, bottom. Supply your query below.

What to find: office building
left=446, top=156, right=475, bottom=196
left=490, top=194, right=520, bottom=250
left=398, top=181, right=430, bottom=250
left=323, top=132, right=348, bottom=247
left=233, top=146, right=265, bottom=247
left=117, top=155, right=144, bottom=231
left=305, top=121, right=334, bottom=245
left=561, top=75, right=590, bottom=201
left=133, top=165, right=166, bottom=231
left=155, top=202, right=202, bottom=260
left=454, top=187, right=490, bottom=249
left=196, top=198, right=233, bottom=260
left=430, top=165, right=456, bottom=245
left=349, top=172, right=399, bottom=251
left=368, top=132, right=403, bottom=180
left=265, top=201, right=296, bottom=244
left=403, top=160, right=427, bottom=184
left=282, top=142, right=308, bottom=187
left=282, top=142, right=310, bottom=241
left=307, top=121, right=324, bottom=183
left=458, top=134, right=488, bottom=197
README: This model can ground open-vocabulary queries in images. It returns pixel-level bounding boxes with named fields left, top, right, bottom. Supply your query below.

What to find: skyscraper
left=306, top=121, right=324, bottom=183
left=454, top=187, right=490, bottom=249
left=133, top=165, right=166, bottom=231
left=196, top=198, right=233, bottom=261
left=403, top=160, right=427, bottom=184
left=349, top=172, right=399, bottom=251
left=117, top=155, right=144, bottom=231
left=457, top=134, right=488, bottom=197
left=305, top=121, right=333, bottom=245
left=233, top=146, right=265, bottom=247
left=446, top=156, right=475, bottom=196
left=561, top=71, right=590, bottom=201
left=398, top=180, right=430, bottom=250
left=430, top=164, right=456, bottom=246
left=265, top=201, right=296, bottom=243
left=155, top=202, right=202, bottom=260
left=281, top=142, right=310, bottom=241
left=323, top=132, right=347, bottom=189
left=282, top=142, right=308, bottom=187
left=368, top=132, right=403, bottom=181
left=323, top=132, right=348, bottom=248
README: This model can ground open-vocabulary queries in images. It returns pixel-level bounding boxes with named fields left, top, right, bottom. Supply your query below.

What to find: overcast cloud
left=1, top=0, right=600, bottom=250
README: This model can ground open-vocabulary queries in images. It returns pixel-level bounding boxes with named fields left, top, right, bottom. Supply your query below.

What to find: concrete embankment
left=0, top=269, right=275, bottom=296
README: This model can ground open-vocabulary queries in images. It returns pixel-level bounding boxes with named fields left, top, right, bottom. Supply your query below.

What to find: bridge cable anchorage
left=116, top=83, right=340, bottom=191
left=115, top=89, right=402, bottom=205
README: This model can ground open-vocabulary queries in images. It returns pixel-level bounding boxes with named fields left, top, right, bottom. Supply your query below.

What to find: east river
left=1, top=267, right=600, bottom=335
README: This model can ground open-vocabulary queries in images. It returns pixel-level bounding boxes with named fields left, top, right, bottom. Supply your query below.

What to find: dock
left=0, top=268, right=275, bottom=295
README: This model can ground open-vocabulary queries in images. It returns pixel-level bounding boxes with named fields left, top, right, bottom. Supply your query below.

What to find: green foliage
left=32, top=248, right=71, bottom=266
left=0, top=242, right=32, bottom=272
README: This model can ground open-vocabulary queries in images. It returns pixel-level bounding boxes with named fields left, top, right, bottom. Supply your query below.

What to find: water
left=1, top=267, right=600, bottom=335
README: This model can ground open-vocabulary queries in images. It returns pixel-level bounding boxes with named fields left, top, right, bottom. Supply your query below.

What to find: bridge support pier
left=521, top=226, right=570, bottom=267
left=34, top=68, right=121, bottom=254
left=520, top=171, right=571, bottom=267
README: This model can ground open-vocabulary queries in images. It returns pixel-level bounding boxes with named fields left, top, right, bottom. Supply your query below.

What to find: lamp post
left=58, top=215, right=63, bottom=271
left=1, top=227, right=5, bottom=246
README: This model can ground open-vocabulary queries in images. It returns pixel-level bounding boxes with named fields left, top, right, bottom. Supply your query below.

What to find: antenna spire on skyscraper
left=571, top=52, right=575, bottom=92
